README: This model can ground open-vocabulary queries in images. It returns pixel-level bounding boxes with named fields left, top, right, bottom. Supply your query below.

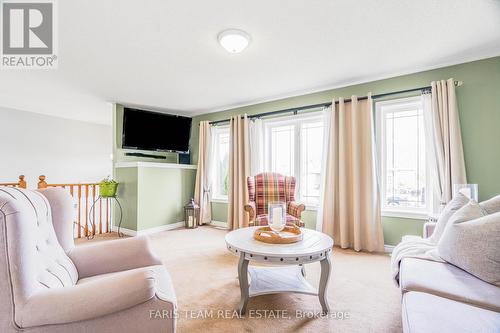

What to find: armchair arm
left=244, top=202, right=256, bottom=225
left=68, top=236, right=161, bottom=278
left=19, top=269, right=157, bottom=328
left=288, top=201, right=306, bottom=219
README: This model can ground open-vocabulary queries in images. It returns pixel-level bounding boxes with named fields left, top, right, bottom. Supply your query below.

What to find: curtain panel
left=429, top=78, right=467, bottom=205
left=194, top=121, right=212, bottom=225
left=317, top=95, right=384, bottom=252
left=249, top=118, right=264, bottom=175
left=228, top=115, right=251, bottom=230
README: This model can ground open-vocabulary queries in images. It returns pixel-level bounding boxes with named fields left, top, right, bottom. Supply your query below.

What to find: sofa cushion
left=400, top=258, right=500, bottom=312
left=402, top=291, right=500, bottom=333
left=480, top=194, right=500, bottom=214
left=441, top=199, right=485, bottom=224
left=438, top=211, right=500, bottom=286
left=428, top=193, right=469, bottom=243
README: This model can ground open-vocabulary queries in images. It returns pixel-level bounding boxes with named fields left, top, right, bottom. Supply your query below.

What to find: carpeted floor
left=79, top=227, right=401, bottom=332
left=139, top=226, right=402, bottom=333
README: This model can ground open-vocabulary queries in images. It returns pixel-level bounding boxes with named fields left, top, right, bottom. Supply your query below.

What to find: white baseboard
left=112, top=221, right=184, bottom=236
left=209, top=220, right=228, bottom=229
left=111, top=226, right=138, bottom=236
left=384, top=245, right=395, bottom=254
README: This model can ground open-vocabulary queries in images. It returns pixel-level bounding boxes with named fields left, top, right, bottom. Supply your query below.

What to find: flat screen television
left=122, top=108, right=192, bottom=152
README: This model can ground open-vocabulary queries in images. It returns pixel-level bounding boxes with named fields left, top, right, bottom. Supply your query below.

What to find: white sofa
left=0, top=187, right=176, bottom=333
left=400, top=223, right=500, bottom=333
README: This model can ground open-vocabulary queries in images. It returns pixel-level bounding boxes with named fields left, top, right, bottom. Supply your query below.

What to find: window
left=264, top=114, right=324, bottom=207
left=212, top=126, right=230, bottom=201
left=376, top=97, right=429, bottom=218
left=300, top=121, right=324, bottom=205
left=269, top=124, right=295, bottom=176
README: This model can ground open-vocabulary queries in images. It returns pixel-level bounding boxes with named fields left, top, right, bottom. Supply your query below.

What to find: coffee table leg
left=300, top=264, right=306, bottom=277
left=319, top=253, right=331, bottom=314
left=238, top=252, right=249, bottom=315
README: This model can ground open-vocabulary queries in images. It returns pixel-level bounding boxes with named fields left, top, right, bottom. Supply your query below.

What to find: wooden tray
left=254, top=225, right=303, bottom=244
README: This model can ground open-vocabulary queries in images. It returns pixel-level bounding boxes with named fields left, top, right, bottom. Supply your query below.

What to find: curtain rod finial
left=455, top=80, right=463, bottom=87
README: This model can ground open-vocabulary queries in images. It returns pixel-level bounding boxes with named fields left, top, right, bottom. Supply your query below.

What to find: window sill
left=211, top=198, right=228, bottom=204
left=304, top=205, right=318, bottom=212
left=381, top=210, right=428, bottom=220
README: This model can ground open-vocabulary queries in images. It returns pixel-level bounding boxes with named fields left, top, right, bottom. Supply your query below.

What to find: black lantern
left=184, top=198, right=200, bottom=229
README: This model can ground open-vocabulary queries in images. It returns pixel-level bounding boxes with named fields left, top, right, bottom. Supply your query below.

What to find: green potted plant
left=99, top=176, right=118, bottom=198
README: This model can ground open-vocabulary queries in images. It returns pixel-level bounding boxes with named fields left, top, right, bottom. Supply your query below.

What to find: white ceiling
left=1, top=0, right=500, bottom=125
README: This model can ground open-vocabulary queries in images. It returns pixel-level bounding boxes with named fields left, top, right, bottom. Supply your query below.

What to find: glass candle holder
left=268, top=202, right=286, bottom=232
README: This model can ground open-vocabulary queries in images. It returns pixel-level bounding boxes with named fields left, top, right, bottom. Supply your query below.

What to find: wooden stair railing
left=38, top=175, right=111, bottom=239
left=0, top=175, right=27, bottom=189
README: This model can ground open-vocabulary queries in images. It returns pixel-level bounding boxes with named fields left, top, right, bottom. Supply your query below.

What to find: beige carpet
left=138, top=226, right=402, bottom=333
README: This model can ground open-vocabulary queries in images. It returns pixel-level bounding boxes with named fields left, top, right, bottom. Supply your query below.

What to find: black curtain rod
left=208, top=81, right=462, bottom=125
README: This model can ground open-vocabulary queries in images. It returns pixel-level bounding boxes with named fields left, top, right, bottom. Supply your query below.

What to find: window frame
left=263, top=112, right=324, bottom=208
left=264, top=117, right=298, bottom=179
left=211, top=125, right=230, bottom=202
left=376, top=96, right=430, bottom=220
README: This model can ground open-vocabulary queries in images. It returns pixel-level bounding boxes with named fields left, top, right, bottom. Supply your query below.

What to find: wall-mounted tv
left=122, top=107, right=192, bottom=153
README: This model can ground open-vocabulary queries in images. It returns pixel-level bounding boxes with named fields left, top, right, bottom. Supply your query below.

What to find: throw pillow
left=480, top=194, right=500, bottom=215
left=428, top=193, right=469, bottom=244
left=438, top=204, right=500, bottom=286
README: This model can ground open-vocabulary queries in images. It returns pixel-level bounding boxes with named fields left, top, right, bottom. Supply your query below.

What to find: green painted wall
left=192, top=56, right=500, bottom=245
left=382, top=217, right=426, bottom=245
left=211, top=202, right=228, bottom=222
left=114, top=167, right=139, bottom=230
left=137, top=167, right=196, bottom=230
left=114, top=166, right=196, bottom=231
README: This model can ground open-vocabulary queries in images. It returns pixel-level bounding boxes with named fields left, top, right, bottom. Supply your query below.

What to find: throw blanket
left=390, top=235, right=444, bottom=286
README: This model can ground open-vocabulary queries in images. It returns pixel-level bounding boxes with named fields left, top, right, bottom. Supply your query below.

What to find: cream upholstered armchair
left=0, top=187, right=176, bottom=333
left=244, top=172, right=305, bottom=227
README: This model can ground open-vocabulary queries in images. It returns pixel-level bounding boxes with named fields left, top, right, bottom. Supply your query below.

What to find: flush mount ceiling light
left=218, top=29, right=251, bottom=53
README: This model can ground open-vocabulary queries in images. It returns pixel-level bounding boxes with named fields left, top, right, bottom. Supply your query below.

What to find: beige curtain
left=318, top=95, right=384, bottom=252
left=194, top=121, right=212, bottom=225
left=430, top=79, right=467, bottom=204
left=227, top=115, right=250, bottom=230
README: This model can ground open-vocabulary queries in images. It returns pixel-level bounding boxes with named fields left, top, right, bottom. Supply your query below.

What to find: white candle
left=272, top=207, right=282, bottom=226
left=188, top=216, right=193, bottom=227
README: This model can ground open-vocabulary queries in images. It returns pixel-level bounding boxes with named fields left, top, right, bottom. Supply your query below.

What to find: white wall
left=0, top=107, right=112, bottom=186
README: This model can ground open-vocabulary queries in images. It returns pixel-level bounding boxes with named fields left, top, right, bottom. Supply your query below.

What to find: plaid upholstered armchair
left=244, top=172, right=305, bottom=227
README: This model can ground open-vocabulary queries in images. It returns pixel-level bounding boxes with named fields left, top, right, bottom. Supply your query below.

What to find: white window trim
left=263, top=112, right=324, bottom=208
left=376, top=96, right=431, bottom=220
left=211, top=125, right=230, bottom=202
left=381, top=210, right=428, bottom=220
left=211, top=198, right=228, bottom=204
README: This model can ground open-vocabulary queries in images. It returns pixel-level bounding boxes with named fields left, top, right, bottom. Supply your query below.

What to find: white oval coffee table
left=225, top=226, right=333, bottom=315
